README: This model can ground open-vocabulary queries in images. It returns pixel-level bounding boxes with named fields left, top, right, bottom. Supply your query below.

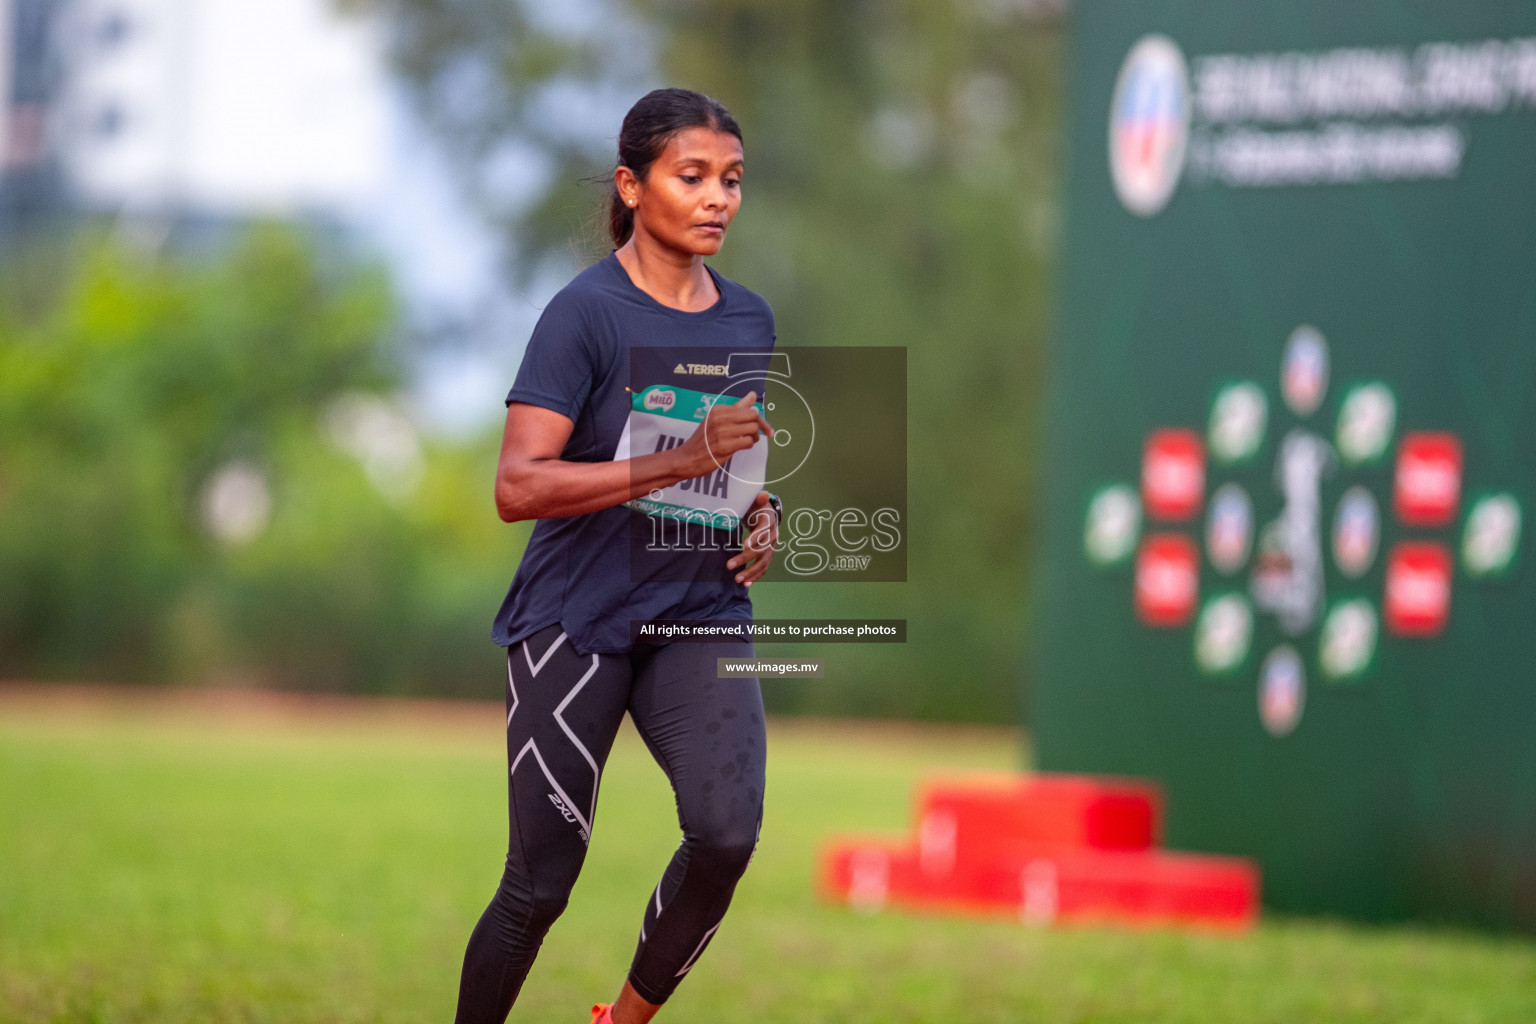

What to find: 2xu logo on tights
left=548, top=793, right=590, bottom=844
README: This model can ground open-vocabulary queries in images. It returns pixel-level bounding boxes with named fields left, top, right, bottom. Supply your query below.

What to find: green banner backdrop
left=1032, top=1, right=1536, bottom=928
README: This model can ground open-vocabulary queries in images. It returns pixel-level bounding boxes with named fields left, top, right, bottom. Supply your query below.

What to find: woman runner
left=454, top=88, right=779, bottom=1024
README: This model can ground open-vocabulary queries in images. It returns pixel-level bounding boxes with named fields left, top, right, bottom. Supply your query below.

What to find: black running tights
left=453, top=624, right=766, bottom=1022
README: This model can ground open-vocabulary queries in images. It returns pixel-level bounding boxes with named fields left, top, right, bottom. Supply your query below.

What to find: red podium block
left=963, top=847, right=1260, bottom=929
left=915, top=775, right=1162, bottom=878
left=818, top=773, right=1260, bottom=931
left=821, top=840, right=1258, bottom=929
left=818, top=840, right=924, bottom=912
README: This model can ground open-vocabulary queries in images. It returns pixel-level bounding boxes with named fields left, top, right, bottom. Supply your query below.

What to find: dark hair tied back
left=608, top=88, right=742, bottom=247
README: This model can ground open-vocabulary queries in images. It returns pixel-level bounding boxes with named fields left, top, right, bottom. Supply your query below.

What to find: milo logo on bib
left=643, top=388, right=677, bottom=412
left=615, top=385, right=769, bottom=531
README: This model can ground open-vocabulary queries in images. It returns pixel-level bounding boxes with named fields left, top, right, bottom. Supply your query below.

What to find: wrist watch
left=767, top=492, right=783, bottom=524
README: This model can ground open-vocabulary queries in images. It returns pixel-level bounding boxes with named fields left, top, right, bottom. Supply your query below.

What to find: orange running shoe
left=590, top=1004, right=614, bottom=1024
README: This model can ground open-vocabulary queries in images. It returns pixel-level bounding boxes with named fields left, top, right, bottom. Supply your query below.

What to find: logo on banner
left=1462, top=493, right=1522, bottom=579
left=1395, top=433, right=1462, bottom=527
left=1319, top=599, right=1378, bottom=681
left=1136, top=534, right=1199, bottom=627
left=1251, top=430, right=1333, bottom=637
left=1195, top=593, right=1253, bottom=675
left=1259, top=646, right=1305, bottom=737
left=1384, top=542, right=1452, bottom=637
left=1332, top=487, right=1380, bottom=579
left=1109, top=35, right=1191, bottom=217
left=1281, top=326, right=1329, bottom=417
left=1336, top=383, right=1396, bottom=464
left=1206, top=483, right=1253, bottom=574
left=1084, top=484, right=1141, bottom=567
left=1208, top=382, right=1267, bottom=464
left=1142, top=429, right=1204, bottom=521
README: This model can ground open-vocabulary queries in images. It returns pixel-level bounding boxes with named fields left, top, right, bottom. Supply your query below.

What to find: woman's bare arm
left=495, top=391, right=772, bottom=522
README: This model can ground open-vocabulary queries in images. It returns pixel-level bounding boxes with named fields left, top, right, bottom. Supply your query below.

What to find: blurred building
left=0, top=0, right=389, bottom=221
left=54, top=0, right=388, bottom=217
left=0, top=0, right=66, bottom=223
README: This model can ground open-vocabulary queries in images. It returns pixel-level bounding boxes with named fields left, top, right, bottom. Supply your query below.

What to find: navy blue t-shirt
left=493, top=252, right=775, bottom=654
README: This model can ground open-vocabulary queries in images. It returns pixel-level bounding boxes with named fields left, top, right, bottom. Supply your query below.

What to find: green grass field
left=2, top=687, right=1534, bottom=1024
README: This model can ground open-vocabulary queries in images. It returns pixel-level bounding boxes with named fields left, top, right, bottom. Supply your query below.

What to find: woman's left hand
left=728, top=491, right=778, bottom=586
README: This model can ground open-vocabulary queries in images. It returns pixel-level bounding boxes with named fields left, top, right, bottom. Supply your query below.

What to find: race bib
left=614, top=384, right=768, bottom=530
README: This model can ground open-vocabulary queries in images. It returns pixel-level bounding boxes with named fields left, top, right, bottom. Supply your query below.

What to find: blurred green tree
left=0, top=225, right=529, bottom=694
left=372, top=0, right=1063, bottom=723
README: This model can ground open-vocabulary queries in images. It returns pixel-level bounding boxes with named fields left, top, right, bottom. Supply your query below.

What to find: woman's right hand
left=496, top=391, right=772, bottom=523
left=676, top=391, right=774, bottom=478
